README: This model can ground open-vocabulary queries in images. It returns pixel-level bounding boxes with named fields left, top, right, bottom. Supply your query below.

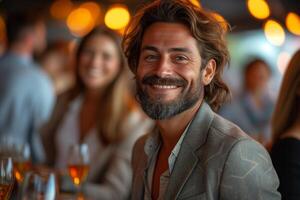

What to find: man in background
left=0, top=11, right=55, bottom=163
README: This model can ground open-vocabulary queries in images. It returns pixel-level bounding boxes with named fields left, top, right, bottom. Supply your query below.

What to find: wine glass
left=13, top=143, right=31, bottom=184
left=0, top=157, right=14, bottom=200
left=67, top=144, right=90, bottom=198
left=18, top=171, right=57, bottom=200
left=0, top=138, right=31, bottom=184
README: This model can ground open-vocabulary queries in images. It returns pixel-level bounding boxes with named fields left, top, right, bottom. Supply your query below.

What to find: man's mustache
left=141, top=75, right=187, bottom=87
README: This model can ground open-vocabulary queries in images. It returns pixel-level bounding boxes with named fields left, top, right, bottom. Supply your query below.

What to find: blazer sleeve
left=220, top=139, right=281, bottom=200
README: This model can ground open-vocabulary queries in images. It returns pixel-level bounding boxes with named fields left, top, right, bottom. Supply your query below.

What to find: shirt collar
left=144, top=121, right=192, bottom=173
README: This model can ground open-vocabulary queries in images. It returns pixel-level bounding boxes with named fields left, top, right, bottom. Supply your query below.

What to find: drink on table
left=68, top=164, right=89, bottom=186
left=0, top=157, right=14, bottom=200
left=67, top=143, right=90, bottom=198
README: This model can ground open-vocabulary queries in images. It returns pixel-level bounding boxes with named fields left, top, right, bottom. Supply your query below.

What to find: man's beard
left=136, top=75, right=202, bottom=120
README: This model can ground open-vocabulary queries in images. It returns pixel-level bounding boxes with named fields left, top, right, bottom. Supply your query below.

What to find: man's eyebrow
left=168, top=47, right=192, bottom=53
left=141, top=46, right=158, bottom=52
left=141, top=46, right=192, bottom=54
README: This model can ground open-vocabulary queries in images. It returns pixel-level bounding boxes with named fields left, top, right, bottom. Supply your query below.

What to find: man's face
left=33, top=21, right=46, bottom=55
left=246, top=63, right=271, bottom=93
left=136, top=22, right=204, bottom=120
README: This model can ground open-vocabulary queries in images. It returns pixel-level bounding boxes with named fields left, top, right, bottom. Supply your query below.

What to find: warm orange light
left=277, top=51, right=291, bottom=74
left=264, top=20, right=285, bottom=46
left=50, top=0, right=73, bottom=20
left=67, top=8, right=95, bottom=37
left=247, top=0, right=270, bottom=19
left=104, top=5, right=130, bottom=30
left=80, top=2, right=102, bottom=24
left=116, top=27, right=126, bottom=36
left=189, top=0, right=201, bottom=8
left=286, top=12, right=300, bottom=36
left=74, top=177, right=80, bottom=185
left=0, top=15, right=6, bottom=42
left=212, top=12, right=228, bottom=31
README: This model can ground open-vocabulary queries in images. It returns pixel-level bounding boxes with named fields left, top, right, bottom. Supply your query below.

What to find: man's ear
left=201, top=59, right=216, bottom=86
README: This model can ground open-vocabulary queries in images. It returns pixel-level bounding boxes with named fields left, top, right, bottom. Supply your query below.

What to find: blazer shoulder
left=220, top=139, right=281, bottom=199
left=210, top=113, right=250, bottom=141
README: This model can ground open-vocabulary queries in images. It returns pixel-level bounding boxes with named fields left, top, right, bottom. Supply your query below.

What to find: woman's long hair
left=272, top=50, right=300, bottom=143
left=73, top=27, right=135, bottom=144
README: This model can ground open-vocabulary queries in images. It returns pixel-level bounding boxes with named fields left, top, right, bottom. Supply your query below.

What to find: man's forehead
left=141, top=22, right=198, bottom=51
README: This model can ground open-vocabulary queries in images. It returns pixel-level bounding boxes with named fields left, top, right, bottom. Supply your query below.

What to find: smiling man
left=123, top=0, right=280, bottom=199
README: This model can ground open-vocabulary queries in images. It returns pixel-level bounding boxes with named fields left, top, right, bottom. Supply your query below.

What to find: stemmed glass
left=0, top=157, right=14, bottom=200
left=0, top=138, right=31, bottom=184
left=18, top=171, right=57, bottom=200
left=67, top=144, right=90, bottom=198
left=13, top=143, right=31, bottom=184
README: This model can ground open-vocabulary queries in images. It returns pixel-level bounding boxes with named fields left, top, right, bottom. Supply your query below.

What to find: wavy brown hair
left=272, top=50, right=300, bottom=144
left=73, top=27, right=135, bottom=144
left=122, top=0, right=230, bottom=111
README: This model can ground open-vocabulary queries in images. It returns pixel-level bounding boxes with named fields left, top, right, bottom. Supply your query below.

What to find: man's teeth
left=152, top=84, right=178, bottom=89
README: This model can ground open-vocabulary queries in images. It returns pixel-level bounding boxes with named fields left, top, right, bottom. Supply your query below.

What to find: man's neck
left=156, top=100, right=203, bottom=151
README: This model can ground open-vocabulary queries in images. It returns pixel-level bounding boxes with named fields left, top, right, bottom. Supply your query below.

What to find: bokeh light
left=189, top=0, right=201, bottom=8
left=104, top=5, right=130, bottom=30
left=50, top=0, right=73, bottom=20
left=212, top=12, right=228, bottom=31
left=67, top=8, right=95, bottom=37
left=277, top=51, right=291, bottom=74
left=80, top=2, right=102, bottom=25
left=286, top=12, right=300, bottom=36
left=247, top=0, right=270, bottom=19
left=264, top=20, right=285, bottom=46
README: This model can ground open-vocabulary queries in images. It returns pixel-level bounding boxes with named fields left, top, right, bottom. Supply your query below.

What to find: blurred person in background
left=41, top=27, right=153, bottom=200
left=219, top=59, right=274, bottom=147
left=0, top=11, right=55, bottom=163
left=271, top=50, right=300, bottom=200
left=38, top=40, right=75, bottom=95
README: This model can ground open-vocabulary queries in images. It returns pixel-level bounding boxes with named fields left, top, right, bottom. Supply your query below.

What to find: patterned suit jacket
left=131, top=102, right=281, bottom=200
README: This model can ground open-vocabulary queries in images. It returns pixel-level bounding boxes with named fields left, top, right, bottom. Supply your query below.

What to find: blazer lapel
left=164, top=102, right=215, bottom=199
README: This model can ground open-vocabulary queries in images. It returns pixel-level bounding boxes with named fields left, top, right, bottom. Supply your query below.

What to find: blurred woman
left=270, top=50, right=300, bottom=200
left=41, top=28, right=153, bottom=199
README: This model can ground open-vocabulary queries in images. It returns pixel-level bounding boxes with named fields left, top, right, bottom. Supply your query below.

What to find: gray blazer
left=131, top=102, right=281, bottom=200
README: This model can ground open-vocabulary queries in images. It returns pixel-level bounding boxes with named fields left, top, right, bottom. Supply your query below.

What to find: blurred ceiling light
left=80, top=2, right=102, bottom=24
left=0, top=15, right=6, bottom=42
left=50, top=0, right=73, bottom=20
left=104, top=5, right=130, bottom=30
left=286, top=12, right=300, bottom=36
left=247, top=0, right=270, bottom=19
left=67, top=8, right=95, bottom=37
left=116, top=27, right=126, bottom=36
left=277, top=51, right=291, bottom=74
left=212, top=12, right=228, bottom=31
left=264, top=19, right=285, bottom=46
left=189, top=0, right=201, bottom=8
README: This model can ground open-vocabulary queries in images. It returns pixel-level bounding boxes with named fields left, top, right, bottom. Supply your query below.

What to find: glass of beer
left=0, top=157, right=14, bottom=200
left=67, top=144, right=89, bottom=198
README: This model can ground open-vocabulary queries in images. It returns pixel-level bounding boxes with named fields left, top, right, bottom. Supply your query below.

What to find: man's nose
left=153, top=57, right=173, bottom=76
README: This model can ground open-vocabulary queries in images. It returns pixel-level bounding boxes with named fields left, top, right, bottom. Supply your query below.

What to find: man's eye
left=174, top=55, right=188, bottom=63
left=144, top=55, right=158, bottom=62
